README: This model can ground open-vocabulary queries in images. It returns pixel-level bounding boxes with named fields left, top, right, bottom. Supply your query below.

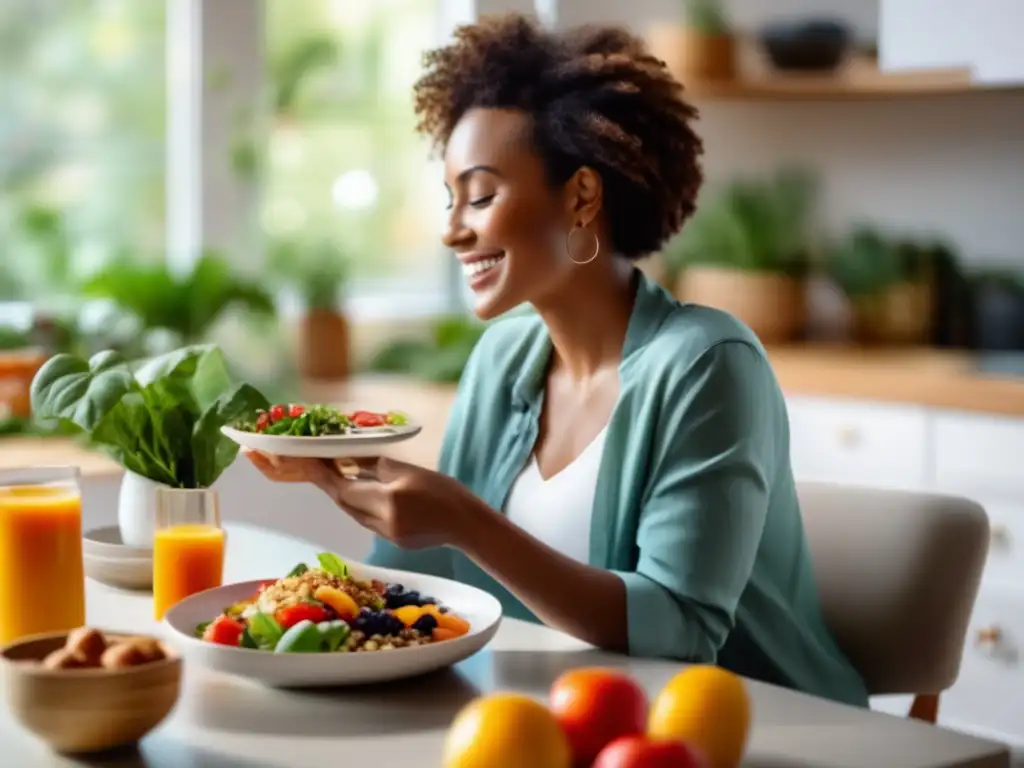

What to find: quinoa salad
left=195, top=553, right=471, bottom=653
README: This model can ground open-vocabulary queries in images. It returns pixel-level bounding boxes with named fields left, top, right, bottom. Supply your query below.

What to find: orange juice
left=0, top=484, right=86, bottom=645
left=153, top=524, right=225, bottom=620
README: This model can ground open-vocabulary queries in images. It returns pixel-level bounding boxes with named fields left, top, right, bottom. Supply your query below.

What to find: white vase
left=117, top=471, right=166, bottom=548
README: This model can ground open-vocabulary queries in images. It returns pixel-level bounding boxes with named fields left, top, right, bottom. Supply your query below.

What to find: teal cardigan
left=368, top=271, right=869, bottom=707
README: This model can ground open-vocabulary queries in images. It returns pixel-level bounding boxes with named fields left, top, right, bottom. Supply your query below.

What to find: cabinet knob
left=975, top=626, right=1002, bottom=646
left=991, top=526, right=1011, bottom=548
left=836, top=427, right=860, bottom=448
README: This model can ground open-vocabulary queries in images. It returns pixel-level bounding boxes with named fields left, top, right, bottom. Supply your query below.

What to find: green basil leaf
left=239, top=628, right=259, bottom=649
left=316, top=620, right=351, bottom=652
left=316, top=552, right=348, bottom=578
left=287, top=562, right=309, bottom=578
left=273, top=620, right=323, bottom=653
left=194, top=620, right=211, bottom=638
left=247, top=612, right=284, bottom=649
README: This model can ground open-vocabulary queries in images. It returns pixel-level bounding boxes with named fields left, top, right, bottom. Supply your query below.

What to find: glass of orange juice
left=0, top=467, right=86, bottom=646
left=152, top=487, right=225, bottom=621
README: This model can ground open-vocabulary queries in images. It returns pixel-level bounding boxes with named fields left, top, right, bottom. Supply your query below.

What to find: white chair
left=797, top=482, right=990, bottom=723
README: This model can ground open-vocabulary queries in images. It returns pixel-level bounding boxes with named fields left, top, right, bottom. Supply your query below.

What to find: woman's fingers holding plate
left=244, top=449, right=313, bottom=483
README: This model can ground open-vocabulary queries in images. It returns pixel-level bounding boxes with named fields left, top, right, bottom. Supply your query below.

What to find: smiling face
left=442, top=108, right=584, bottom=320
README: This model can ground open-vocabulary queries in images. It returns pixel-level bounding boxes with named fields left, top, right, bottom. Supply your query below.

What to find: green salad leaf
left=29, top=344, right=269, bottom=488
left=316, top=552, right=348, bottom=578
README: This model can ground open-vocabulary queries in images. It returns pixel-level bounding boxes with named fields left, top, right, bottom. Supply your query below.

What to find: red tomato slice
left=288, top=404, right=305, bottom=418
left=255, top=412, right=270, bottom=432
left=202, top=615, right=245, bottom=646
left=275, top=602, right=330, bottom=629
left=350, top=411, right=385, bottom=428
left=269, top=404, right=286, bottom=422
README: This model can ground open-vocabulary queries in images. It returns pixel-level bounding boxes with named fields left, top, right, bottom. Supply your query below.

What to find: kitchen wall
left=555, top=0, right=1024, bottom=266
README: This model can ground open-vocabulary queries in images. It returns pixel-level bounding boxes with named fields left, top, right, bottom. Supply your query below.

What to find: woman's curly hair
left=413, top=14, right=704, bottom=260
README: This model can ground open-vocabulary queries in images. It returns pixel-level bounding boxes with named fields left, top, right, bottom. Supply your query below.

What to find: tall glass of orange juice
left=152, top=487, right=225, bottom=621
left=0, top=467, right=86, bottom=645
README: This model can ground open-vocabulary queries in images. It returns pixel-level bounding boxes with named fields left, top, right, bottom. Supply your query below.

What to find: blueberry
left=386, top=583, right=404, bottom=595
left=411, top=614, right=438, bottom=634
left=418, top=595, right=438, bottom=606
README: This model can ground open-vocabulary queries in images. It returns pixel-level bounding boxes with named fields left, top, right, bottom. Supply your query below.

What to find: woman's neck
left=532, top=258, right=637, bottom=382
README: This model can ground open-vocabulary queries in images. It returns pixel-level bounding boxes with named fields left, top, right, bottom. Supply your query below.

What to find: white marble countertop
left=0, top=523, right=1011, bottom=768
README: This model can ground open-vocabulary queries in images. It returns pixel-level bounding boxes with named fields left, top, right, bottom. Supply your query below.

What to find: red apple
left=548, top=667, right=648, bottom=764
left=593, top=735, right=707, bottom=768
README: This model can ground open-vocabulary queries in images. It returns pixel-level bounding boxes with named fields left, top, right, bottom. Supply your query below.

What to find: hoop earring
left=566, top=226, right=600, bottom=265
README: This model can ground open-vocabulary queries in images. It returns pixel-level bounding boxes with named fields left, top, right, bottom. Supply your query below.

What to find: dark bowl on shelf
left=759, top=19, right=851, bottom=72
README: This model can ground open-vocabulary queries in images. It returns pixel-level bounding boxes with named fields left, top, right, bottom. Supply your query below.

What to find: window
left=0, top=0, right=166, bottom=304
left=264, top=0, right=453, bottom=320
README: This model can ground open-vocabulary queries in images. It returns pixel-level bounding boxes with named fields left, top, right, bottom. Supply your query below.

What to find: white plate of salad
left=161, top=551, right=503, bottom=687
left=220, top=402, right=422, bottom=458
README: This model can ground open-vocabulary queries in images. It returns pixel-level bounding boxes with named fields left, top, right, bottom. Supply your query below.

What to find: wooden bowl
left=0, top=630, right=181, bottom=754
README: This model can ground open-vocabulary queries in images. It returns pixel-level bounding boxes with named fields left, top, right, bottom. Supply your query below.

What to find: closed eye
left=469, top=194, right=495, bottom=208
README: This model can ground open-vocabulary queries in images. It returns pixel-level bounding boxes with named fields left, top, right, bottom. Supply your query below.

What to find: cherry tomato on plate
left=269, top=404, right=287, bottom=422
left=288, top=404, right=305, bottom=418
left=275, top=601, right=330, bottom=630
left=202, top=615, right=245, bottom=647
left=255, top=412, right=270, bottom=432
left=350, top=410, right=385, bottom=428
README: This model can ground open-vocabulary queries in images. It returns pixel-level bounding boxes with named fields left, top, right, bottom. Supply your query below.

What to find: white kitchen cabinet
left=786, top=395, right=930, bottom=490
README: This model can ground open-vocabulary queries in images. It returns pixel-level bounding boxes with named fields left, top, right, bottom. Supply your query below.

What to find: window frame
left=168, top=0, right=543, bottom=324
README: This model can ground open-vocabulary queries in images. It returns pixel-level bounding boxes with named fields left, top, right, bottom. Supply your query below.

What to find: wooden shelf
left=649, top=31, right=1021, bottom=101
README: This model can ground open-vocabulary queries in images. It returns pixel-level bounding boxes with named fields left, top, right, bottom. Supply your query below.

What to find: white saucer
left=83, top=526, right=153, bottom=591
left=83, top=525, right=153, bottom=559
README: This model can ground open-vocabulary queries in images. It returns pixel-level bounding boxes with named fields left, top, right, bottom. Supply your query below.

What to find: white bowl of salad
left=161, top=552, right=502, bottom=687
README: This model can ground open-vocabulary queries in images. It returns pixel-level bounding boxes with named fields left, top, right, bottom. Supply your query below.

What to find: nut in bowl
left=0, top=627, right=181, bottom=754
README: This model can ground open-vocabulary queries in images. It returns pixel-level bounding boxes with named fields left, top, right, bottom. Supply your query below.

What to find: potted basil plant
left=30, top=344, right=268, bottom=548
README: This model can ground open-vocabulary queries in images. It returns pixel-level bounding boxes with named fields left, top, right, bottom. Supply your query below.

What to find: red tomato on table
left=548, top=667, right=648, bottom=764
left=593, top=735, right=706, bottom=768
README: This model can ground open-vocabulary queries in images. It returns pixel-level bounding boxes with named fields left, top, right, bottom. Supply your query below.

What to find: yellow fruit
left=647, top=665, right=751, bottom=768
left=443, top=693, right=572, bottom=768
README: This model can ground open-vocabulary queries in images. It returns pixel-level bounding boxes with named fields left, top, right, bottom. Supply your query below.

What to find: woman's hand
left=245, top=451, right=480, bottom=550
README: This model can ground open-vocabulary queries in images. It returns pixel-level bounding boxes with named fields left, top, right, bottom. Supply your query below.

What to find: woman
left=250, top=14, right=869, bottom=707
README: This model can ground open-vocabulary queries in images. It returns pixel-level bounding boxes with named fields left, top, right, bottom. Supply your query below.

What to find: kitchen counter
left=2, top=346, right=1022, bottom=477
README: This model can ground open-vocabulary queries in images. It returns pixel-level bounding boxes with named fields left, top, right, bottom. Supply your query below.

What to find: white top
left=504, top=428, right=608, bottom=564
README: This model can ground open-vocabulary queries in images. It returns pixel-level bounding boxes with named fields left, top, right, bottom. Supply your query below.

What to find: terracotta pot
left=298, top=308, right=350, bottom=381
left=648, top=24, right=737, bottom=82
left=851, top=281, right=934, bottom=345
left=0, top=349, right=47, bottom=419
left=675, top=266, right=807, bottom=344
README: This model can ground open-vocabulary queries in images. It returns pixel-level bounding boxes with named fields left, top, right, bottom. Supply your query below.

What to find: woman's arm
left=453, top=495, right=629, bottom=652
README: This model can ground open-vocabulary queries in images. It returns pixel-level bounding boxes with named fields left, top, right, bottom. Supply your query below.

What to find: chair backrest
left=797, top=482, right=990, bottom=696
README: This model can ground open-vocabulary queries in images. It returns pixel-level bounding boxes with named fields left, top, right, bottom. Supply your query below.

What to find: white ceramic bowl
left=162, top=564, right=502, bottom=688
left=83, top=526, right=153, bottom=560
left=219, top=424, right=422, bottom=459
left=84, top=553, right=153, bottom=591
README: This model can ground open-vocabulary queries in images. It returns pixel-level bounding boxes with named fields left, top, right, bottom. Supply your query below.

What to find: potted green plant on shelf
left=663, top=167, right=819, bottom=344
left=268, top=236, right=351, bottom=381
left=825, top=227, right=940, bottom=345
left=80, top=251, right=276, bottom=354
left=366, top=315, right=488, bottom=384
left=649, top=0, right=736, bottom=84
